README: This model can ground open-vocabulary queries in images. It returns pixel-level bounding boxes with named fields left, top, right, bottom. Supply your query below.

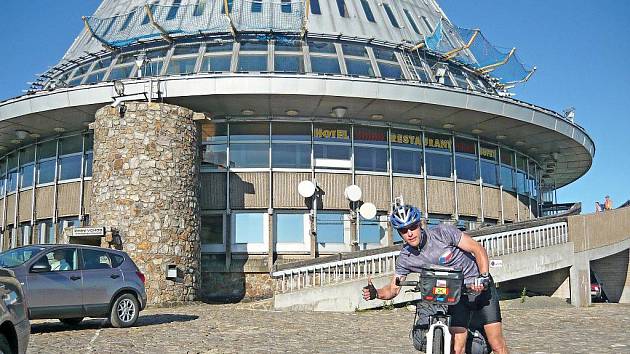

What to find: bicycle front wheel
left=432, top=327, right=444, bottom=354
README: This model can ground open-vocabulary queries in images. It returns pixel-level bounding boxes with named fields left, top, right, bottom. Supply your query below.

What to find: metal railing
left=474, top=221, right=568, bottom=257
left=273, top=221, right=569, bottom=294
left=273, top=251, right=400, bottom=294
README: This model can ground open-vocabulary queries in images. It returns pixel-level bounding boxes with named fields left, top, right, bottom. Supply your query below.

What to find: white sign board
left=489, top=259, right=503, bottom=268
left=71, top=227, right=105, bottom=237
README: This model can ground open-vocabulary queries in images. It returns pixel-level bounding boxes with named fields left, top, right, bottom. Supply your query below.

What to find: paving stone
left=27, top=301, right=630, bottom=353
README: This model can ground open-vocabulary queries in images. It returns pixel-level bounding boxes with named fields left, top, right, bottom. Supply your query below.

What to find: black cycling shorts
left=448, top=278, right=502, bottom=328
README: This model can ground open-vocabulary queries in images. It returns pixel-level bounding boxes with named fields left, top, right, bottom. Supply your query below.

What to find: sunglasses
left=398, top=222, right=420, bottom=235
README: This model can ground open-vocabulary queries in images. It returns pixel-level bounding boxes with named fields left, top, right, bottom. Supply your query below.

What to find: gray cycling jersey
left=395, top=224, right=479, bottom=284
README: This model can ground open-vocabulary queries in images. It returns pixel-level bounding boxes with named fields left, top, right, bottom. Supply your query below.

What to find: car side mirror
left=30, top=263, right=51, bottom=273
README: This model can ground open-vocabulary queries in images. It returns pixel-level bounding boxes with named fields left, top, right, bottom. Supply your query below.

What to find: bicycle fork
left=425, top=315, right=452, bottom=354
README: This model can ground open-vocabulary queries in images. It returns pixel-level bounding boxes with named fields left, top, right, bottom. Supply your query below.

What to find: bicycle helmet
left=389, top=204, right=422, bottom=230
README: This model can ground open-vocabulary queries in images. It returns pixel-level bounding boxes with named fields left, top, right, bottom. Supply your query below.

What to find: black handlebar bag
left=418, top=264, right=464, bottom=305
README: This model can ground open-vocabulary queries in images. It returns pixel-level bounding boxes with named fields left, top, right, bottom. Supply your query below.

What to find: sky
left=1, top=1, right=629, bottom=213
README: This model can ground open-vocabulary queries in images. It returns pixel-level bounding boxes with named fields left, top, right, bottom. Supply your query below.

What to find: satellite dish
left=298, top=180, right=316, bottom=198
left=359, top=202, right=377, bottom=220
left=344, top=185, right=362, bottom=202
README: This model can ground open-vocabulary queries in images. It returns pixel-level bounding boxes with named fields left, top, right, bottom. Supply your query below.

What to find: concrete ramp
left=274, top=273, right=422, bottom=312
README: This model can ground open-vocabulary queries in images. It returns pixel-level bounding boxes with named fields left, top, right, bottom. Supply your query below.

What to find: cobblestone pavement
left=27, top=298, right=630, bottom=354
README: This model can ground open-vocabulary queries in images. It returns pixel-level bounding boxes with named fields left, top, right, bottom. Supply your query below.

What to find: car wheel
left=110, top=293, right=139, bottom=328
left=59, top=317, right=84, bottom=326
left=0, top=333, right=12, bottom=354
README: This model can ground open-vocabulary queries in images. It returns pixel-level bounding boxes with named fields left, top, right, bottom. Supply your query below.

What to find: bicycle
left=396, top=264, right=490, bottom=354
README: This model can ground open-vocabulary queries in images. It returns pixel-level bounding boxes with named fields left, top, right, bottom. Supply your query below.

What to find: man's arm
left=457, top=232, right=489, bottom=275
left=362, top=274, right=403, bottom=301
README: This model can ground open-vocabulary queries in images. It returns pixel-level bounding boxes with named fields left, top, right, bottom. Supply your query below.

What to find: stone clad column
left=91, top=102, right=200, bottom=305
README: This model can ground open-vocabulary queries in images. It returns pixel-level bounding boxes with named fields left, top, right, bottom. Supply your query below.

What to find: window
left=354, top=127, right=388, bottom=172
left=109, top=53, right=135, bottom=80
left=308, top=41, right=336, bottom=54
left=251, top=0, right=262, bottom=12
left=58, top=136, right=82, bottom=181
left=6, top=154, right=17, bottom=193
left=360, top=0, right=375, bottom=22
left=310, top=0, right=321, bottom=14
left=222, top=0, right=233, bottom=14
left=82, top=249, right=113, bottom=270
left=37, top=140, right=56, bottom=185
left=275, top=40, right=304, bottom=73
left=409, top=53, right=431, bottom=82
left=165, top=0, right=182, bottom=21
left=37, top=248, right=78, bottom=272
left=274, top=55, right=304, bottom=73
left=382, top=3, right=400, bottom=28
left=84, top=134, right=93, bottom=177
left=237, top=41, right=268, bottom=72
left=391, top=129, right=422, bottom=175
left=359, top=216, right=384, bottom=245
left=480, top=144, right=498, bottom=186
left=19, top=147, right=35, bottom=189
left=193, top=0, right=207, bottom=16
left=281, top=0, right=292, bottom=13
left=231, top=212, right=267, bottom=252
left=120, top=12, right=135, bottom=31
left=342, top=43, right=368, bottom=57
left=272, top=123, right=311, bottom=169
left=455, top=138, right=478, bottom=181
left=310, top=56, right=341, bottom=74
left=500, top=148, right=514, bottom=191
left=201, top=215, right=223, bottom=245
left=85, top=57, right=112, bottom=84
left=424, top=133, right=452, bottom=178
left=166, top=45, right=200, bottom=75
left=421, top=16, right=433, bottom=33
left=342, top=44, right=374, bottom=77
left=201, top=214, right=224, bottom=253
left=317, top=213, right=345, bottom=243
left=144, top=48, right=169, bottom=76
left=229, top=123, right=269, bottom=168
left=20, top=223, right=31, bottom=246
left=201, top=122, right=227, bottom=170
left=0, top=161, right=5, bottom=196
left=275, top=213, right=306, bottom=243
left=378, top=62, right=403, bottom=80
left=345, top=59, right=374, bottom=77
left=36, top=219, right=55, bottom=244
left=404, top=9, right=420, bottom=34
left=201, top=41, right=233, bottom=72
left=336, top=0, right=349, bottom=17
left=314, top=124, right=351, bottom=170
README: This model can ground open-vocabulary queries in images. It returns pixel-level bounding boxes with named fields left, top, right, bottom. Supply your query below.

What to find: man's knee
left=450, top=326, right=467, bottom=354
left=484, top=322, right=508, bottom=353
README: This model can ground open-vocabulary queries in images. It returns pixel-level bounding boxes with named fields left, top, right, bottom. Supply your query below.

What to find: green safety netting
left=425, top=19, right=534, bottom=84
left=84, top=0, right=306, bottom=48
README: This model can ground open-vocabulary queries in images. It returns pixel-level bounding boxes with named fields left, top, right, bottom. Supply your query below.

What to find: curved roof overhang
left=0, top=74, right=594, bottom=188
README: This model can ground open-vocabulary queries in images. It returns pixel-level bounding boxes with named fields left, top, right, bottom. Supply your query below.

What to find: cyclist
left=362, top=203, right=508, bottom=354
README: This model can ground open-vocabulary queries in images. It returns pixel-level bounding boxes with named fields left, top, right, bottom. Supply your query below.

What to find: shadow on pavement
left=31, top=314, right=199, bottom=334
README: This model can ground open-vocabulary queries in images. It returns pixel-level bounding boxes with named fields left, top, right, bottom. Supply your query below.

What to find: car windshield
left=0, top=246, right=46, bottom=268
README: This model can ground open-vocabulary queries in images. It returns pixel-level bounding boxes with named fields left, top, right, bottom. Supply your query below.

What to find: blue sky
left=1, top=1, right=628, bottom=213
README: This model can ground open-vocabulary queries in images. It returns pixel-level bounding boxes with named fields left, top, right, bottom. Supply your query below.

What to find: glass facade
left=46, top=37, right=494, bottom=95
left=200, top=121, right=541, bottom=196
left=0, top=133, right=92, bottom=196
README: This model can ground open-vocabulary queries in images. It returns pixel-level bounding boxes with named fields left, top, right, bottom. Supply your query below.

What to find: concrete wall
left=568, top=208, right=630, bottom=305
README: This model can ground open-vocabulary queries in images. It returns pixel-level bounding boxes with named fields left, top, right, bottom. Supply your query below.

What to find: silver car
left=0, top=267, right=30, bottom=354
left=0, top=245, right=147, bottom=328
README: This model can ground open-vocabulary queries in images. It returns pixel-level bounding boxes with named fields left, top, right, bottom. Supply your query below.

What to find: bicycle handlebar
left=395, top=278, right=486, bottom=294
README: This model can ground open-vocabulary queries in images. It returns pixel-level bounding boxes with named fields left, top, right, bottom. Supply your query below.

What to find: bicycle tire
left=432, top=327, right=444, bottom=354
